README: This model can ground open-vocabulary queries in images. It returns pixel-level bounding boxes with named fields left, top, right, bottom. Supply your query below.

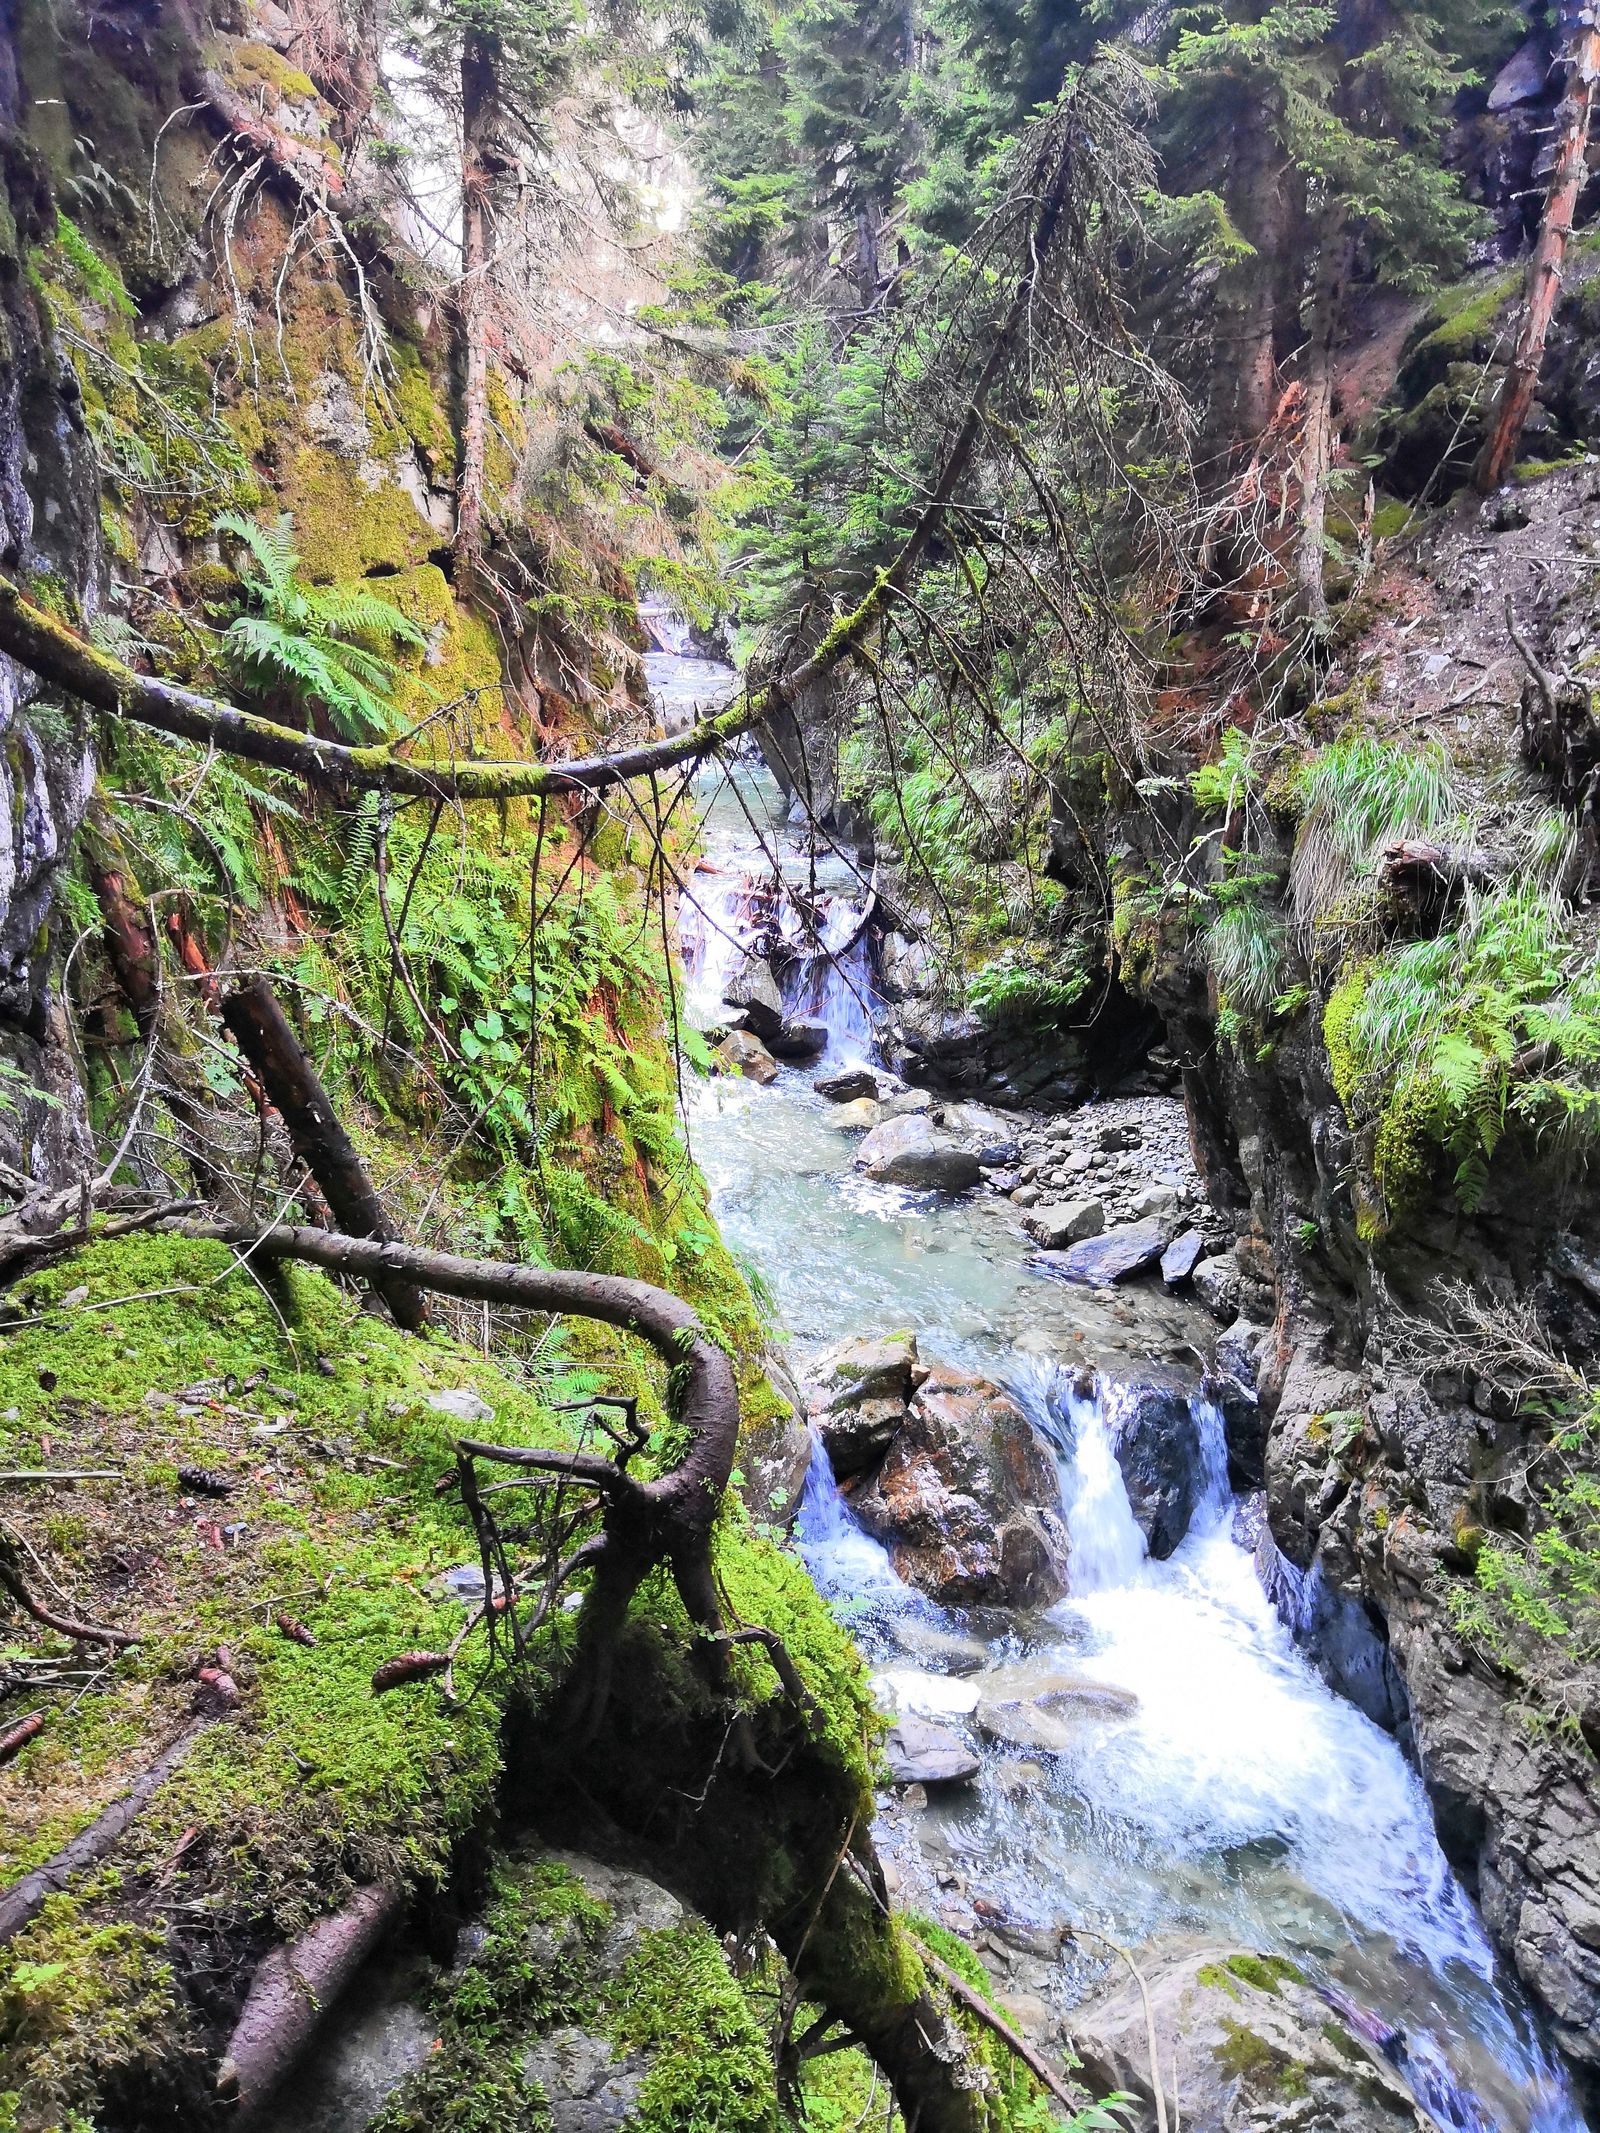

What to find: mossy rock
left=1072, top=1946, right=1426, bottom=2132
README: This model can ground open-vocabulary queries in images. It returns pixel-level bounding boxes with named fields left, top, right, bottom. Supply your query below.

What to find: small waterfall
left=788, top=928, right=878, bottom=1061
left=1189, top=1389, right=1233, bottom=1529
left=1055, top=1376, right=1150, bottom=1592
left=795, top=1427, right=901, bottom=1601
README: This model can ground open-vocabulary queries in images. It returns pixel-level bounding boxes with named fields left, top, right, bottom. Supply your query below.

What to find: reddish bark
left=1477, top=21, right=1600, bottom=490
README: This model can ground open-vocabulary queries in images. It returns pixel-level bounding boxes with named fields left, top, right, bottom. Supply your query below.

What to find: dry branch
left=0, top=1553, right=139, bottom=1650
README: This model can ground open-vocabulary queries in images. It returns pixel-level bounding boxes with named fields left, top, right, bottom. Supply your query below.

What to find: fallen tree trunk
left=0, top=77, right=1107, bottom=810
left=216, top=1879, right=404, bottom=2117
left=219, top=979, right=429, bottom=1331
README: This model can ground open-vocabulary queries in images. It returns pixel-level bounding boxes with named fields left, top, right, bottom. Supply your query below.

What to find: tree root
left=0, top=1551, right=139, bottom=1649
left=215, top=1878, right=404, bottom=2117
left=0, top=1714, right=215, bottom=1946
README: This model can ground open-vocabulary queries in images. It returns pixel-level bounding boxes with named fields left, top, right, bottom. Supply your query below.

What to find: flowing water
left=660, top=641, right=1588, bottom=2133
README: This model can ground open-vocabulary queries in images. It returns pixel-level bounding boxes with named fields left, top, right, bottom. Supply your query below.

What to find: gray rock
left=769, top=1017, right=828, bottom=1061
left=1216, top=1316, right=1270, bottom=1390
left=815, top=1068, right=879, bottom=1102
left=1071, top=1945, right=1427, bottom=2133
left=714, top=1029, right=779, bottom=1084
left=857, top=1114, right=982, bottom=1192
left=1109, top=1384, right=1200, bottom=1558
left=1029, top=1219, right=1168, bottom=1287
left=1022, top=1198, right=1105, bottom=1250
left=1010, top=1183, right=1041, bottom=1208
left=523, top=2028, right=647, bottom=2133
left=1192, top=1254, right=1243, bottom=1321
left=426, top=1388, right=495, bottom=1424
left=973, top=1698, right=1085, bottom=1755
left=1160, top=1229, right=1205, bottom=1287
left=828, top=1096, right=883, bottom=1130
left=884, top=1715, right=980, bottom=1786
left=720, top=952, right=785, bottom=1040
left=1127, top=1182, right=1180, bottom=1226
left=880, top=1087, right=935, bottom=1119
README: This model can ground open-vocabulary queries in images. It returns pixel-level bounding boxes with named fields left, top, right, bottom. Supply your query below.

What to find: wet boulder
left=851, top=1363, right=1071, bottom=1607
left=815, top=1067, right=879, bottom=1102
left=884, top=1715, right=980, bottom=1787
left=1108, top=1384, right=1200, bottom=1559
left=714, top=1029, right=778, bottom=1084
left=1071, top=1946, right=1428, bottom=2133
left=1029, top=1218, right=1168, bottom=1287
left=827, top=1096, right=883, bottom=1131
left=1161, top=1229, right=1205, bottom=1287
left=857, top=1114, right=982, bottom=1192
left=769, top=1017, right=828, bottom=1061
left=802, top=1331, right=919, bottom=1478
left=1192, top=1254, right=1242, bottom=1321
left=720, top=952, right=785, bottom=1041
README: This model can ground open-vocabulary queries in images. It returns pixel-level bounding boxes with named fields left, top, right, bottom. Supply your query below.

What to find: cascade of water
left=1189, top=1389, right=1233, bottom=1529
left=789, top=930, right=879, bottom=1061
left=794, top=1427, right=902, bottom=1601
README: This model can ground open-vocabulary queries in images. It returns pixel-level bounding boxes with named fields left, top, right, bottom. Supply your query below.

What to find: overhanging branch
left=0, top=80, right=1098, bottom=806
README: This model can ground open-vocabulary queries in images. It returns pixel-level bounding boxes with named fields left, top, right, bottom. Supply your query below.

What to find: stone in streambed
left=714, top=1029, right=779, bottom=1084
left=851, top=1363, right=1070, bottom=1607
left=769, top=1017, right=828, bottom=1061
left=828, top=1096, right=883, bottom=1131
left=1161, top=1228, right=1205, bottom=1286
left=815, top=1067, right=880, bottom=1102
left=720, top=952, right=785, bottom=1040
left=1022, top=1199, right=1105, bottom=1250
left=884, top=1715, right=980, bottom=1787
left=803, top=1331, right=917, bottom=1476
left=1109, top=1383, right=1201, bottom=1559
left=857, top=1114, right=982, bottom=1192
left=1029, top=1218, right=1168, bottom=1287
left=977, top=1664, right=1139, bottom=1718
left=887, top=1618, right=989, bottom=1675
left=1192, top=1254, right=1242, bottom=1321
left=973, top=1698, right=1084, bottom=1755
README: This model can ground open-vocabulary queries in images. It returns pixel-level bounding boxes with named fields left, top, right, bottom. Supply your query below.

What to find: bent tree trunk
left=1475, top=11, right=1600, bottom=490
left=167, top=1217, right=739, bottom=1717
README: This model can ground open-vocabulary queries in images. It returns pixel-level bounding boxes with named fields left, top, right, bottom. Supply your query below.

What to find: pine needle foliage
left=216, top=513, right=426, bottom=740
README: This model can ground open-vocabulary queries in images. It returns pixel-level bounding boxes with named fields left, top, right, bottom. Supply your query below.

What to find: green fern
left=216, top=511, right=425, bottom=740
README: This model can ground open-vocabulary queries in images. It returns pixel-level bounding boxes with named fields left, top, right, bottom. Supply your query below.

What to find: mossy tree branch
left=0, top=81, right=1097, bottom=807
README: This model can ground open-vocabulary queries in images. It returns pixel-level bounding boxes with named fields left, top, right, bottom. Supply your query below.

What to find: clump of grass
left=1290, top=733, right=1458, bottom=940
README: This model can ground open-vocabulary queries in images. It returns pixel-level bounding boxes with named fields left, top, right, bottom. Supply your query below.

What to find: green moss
left=1322, top=965, right=1370, bottom=1111
left=217, top=38, right=318, bottom=103
left=1408, top=265, right=1520, bottom=369
left=1224, top=1954, right=1303, bottom=1995
left=610, top=1926, right=779, bottom=2133
left=0, top=1890, right=188, bottom=2128
left=1213, top=2020, right=1308, bottom=2099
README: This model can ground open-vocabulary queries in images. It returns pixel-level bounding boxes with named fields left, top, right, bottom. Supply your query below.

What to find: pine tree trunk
left=454, top=28, right=499, bottom=583
left=1221, top=85, right=1287, bottom=454
left=1475, top=13, right=1600, bottom=491
left=1293, top=233, right=1350, bottom=627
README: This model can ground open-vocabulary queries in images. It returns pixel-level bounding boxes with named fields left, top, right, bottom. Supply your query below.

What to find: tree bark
left=216, top=1880, right=404, bottom=2117
left=1475, top=15, right=1600, bottom=491
left=218, top=979, right=430, bottom=1331
left=1220, top=82, right=1288, bottom=455
left=1293, top=232, right=1351, bottom=628
left=453, top=29, right=501, bottom=585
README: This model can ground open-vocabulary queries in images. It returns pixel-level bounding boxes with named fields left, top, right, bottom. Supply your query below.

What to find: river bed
left=667, top=653, right=1586, bottom=2133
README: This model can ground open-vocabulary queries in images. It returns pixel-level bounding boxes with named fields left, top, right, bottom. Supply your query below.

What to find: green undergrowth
left=0, top=1228, right=876, bottom=2127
